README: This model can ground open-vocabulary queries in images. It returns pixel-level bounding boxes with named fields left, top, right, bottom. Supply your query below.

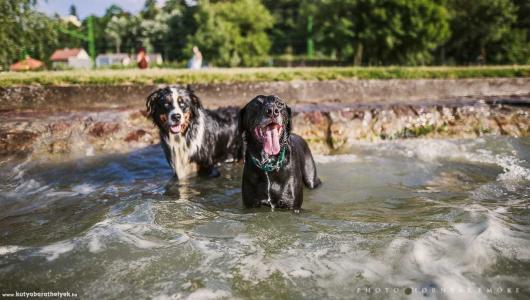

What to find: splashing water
left=264, top=172, right=275, bottom=212
left=0, top=137, right=529, bottom=299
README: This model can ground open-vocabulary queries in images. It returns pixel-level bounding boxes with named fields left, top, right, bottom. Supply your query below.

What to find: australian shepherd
left=146, top=86, right=241, bottom=179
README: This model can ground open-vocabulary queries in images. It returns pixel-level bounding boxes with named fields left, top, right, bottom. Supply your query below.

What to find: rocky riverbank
left=1, top=78, right=529, bottom=110
left=1, top=94, right=528, bottom=159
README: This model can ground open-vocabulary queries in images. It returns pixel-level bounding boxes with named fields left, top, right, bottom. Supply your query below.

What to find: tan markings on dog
left=159, top=114, right=168, bottom=125
left=180, top=111, right=192, bottom=134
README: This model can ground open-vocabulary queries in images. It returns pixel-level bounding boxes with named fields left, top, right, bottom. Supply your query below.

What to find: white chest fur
left=165, top=134, right=198, bottom=179
left=164, top=111, right=205, bottom=179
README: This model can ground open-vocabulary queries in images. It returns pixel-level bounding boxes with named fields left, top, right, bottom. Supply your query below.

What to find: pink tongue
left=170, top=125, right=181, bottom=134
left=263, top=127, right=281, bottom=155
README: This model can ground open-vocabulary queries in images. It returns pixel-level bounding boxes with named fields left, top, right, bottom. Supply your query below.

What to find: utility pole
left=87, top=16, right=96, bottom=67
left=58, top=15, right=96, bottom=68
left=307, top=15, right=314, bottom=59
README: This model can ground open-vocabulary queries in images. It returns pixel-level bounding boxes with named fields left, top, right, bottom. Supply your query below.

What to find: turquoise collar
left=250, top=147, right=287, bottom=172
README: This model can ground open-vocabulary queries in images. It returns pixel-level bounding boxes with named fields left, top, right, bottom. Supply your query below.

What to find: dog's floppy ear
left=285, top=104, right=292, bottom=136
left=238, top=105, right=247, bottom=135
left=188, top=90, right=203, bottom=116
left=186, top=85, right=202, bottom=110
left=146, top=89, right=163, bottom=119
left=237, top=105, right=247, bottom=160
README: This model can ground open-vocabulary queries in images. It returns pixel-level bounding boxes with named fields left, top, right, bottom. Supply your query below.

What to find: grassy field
left=0, top=66, right=529, bottom=87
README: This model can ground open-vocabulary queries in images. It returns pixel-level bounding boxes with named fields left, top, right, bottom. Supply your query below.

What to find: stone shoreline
left=1, top=78, right=529, bottom=159
left=1, top=78, right=529, bottom=110
left=1, top=95, right=528, bottom=159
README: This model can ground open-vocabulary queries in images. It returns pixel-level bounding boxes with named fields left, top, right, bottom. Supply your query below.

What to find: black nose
left=266, top=106, right=280, bottom=118
left=170, top=113, right=181, bottom=122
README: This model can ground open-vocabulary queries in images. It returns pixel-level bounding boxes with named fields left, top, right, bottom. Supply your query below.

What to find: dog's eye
left=178, top=98, right=188, bottom=109
left=164, top=102, right=170, bottom=108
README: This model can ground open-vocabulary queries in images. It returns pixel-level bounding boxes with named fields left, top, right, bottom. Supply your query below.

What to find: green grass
left=0, top=66, right=528, bottom=87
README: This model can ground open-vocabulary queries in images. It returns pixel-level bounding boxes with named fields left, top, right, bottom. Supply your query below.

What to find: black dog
left=146, top=86, right=241, bottom=179
left=238, top=95, right=321, bottom=212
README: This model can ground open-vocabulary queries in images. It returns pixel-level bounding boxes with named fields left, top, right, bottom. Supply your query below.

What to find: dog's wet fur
left=146, top=86, right=241, bottom=179
left=238, top=95, right=321, bottom=212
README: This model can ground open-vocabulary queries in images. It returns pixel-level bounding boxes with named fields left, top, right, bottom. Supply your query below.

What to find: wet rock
left=0, top=96, right=528, bottom=160
left=0, top=130, right=38, bottom=156
left=0, top=109, right=158, bottom=159
left=88, top=122, right=120, bottom=137
left=292, top=111, right=331, bottom=154
left=125, top=129, right=148, bottom=142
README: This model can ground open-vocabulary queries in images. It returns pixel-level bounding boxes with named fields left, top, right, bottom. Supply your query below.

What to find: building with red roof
left=50, top=48, right=91, bottom=69
left=10, top=57, right=44, bottom=71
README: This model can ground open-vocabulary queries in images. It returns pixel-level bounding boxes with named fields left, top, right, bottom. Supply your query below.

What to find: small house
left=96, top=54, right=131, bottom=68
left=147, top=53, right=163, bottom=65
left=50, top=48, right=91, bottom=69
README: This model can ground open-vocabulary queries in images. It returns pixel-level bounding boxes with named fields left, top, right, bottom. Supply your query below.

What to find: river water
left=0, top=137, right=529, bottom=299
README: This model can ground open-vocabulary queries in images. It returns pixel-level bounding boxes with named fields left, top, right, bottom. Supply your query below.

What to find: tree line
left=1, top=0, right=529, bottom=69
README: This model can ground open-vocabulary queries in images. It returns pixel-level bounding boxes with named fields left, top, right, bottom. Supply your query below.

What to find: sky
left=37, top=0, right=165, bottom=18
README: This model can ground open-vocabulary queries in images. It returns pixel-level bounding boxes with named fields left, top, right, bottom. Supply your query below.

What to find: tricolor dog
left=146, top=86, right=241, bottom=179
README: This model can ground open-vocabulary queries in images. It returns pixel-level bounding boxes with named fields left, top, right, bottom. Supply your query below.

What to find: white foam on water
left=188, top=203, right=529, bottom=300
left=12, top=179, right=48, bottom=195
left=88, top=236, right=103, bottom=253
left=368, top=138, right=494, bottom=165
left=82, top=219, right=167, bottom=252
left=373, top=139, right=530, bottom=193
left=79, top=201, right=184, bottom=252
left=152, top=294, right=176, bottom=300
left=227, top=233, right=390, bottom=295
left=0, top=245, right=26, bottom=256
left=39, top=241, right=75, bottom=261
left=85, top=146, right=95, bottom=157
left=185, top=288, right=231, bottom=300
left=72, top=183, right=96, bottom=195
left=496, top=155, right=530, bottom=182
left=114, top=223, right=164, bottom=249
left=395, top=208, right=530, bottom=300
left=6, top=157, right=33, bottom=181
left=289, top=268, right=312, bottom=278
left=314, top=154, right=359, bottom=164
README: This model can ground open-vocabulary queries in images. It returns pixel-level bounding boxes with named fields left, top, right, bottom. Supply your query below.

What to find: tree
left=0, top=0, right=60, bottom=69
left=486, top=0, right=530, bottom=64
left=262, top=0, right=308, bottom=55
left=314, top=0, right=450, bottom=65
left=163, top=1, right=197, bottom=61
left=105, top=15, right=129, bottom=53
left=141, top=0, right=160, bottom=20
left=188, top=0, right=274, bottom=67
left=442, top=0, right=517, bottom=64
left=87, top=5, right=126, bottom=55
left=0, top=0, right=32, bottom=67
left=139, top=10, right=172, bottom=54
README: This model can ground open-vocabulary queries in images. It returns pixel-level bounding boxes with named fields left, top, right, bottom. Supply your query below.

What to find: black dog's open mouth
left=254, top=122, right=283, bottom=155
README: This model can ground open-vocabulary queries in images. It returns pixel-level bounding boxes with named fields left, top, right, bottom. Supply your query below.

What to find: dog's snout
left=170, top=113, right=181, bottom=122
left=266, top=106, right=280, bottom=118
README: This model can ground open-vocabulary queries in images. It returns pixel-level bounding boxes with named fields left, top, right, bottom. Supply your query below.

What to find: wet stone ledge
left=0, top=97, right=529, bottom=159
